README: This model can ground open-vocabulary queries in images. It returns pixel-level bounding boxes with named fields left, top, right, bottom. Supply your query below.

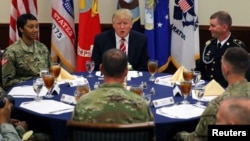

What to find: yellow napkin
left=204, top=79, right=225, bottom=96
left=170, top=66, right=186, bottom=82
left=22, top=130, right=33, bottom=141
left=57, top=68, right=75, bottom=82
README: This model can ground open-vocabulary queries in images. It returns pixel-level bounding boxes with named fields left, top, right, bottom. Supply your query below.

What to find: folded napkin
left=170, top=66, right=186, bottom=82
left=57, top=68, right=75, bottom=82
left=22, top=130, right=33, bottom=141
left=204, top=79, right=225, bottom=96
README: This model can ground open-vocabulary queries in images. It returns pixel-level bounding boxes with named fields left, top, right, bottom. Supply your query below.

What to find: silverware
left=192, top=104, right=206, bottom=109
left=21, top=101, right=34, bottom=105
left=11, top=95, right=34, bottom=97
left=49, top=108, right=73, bottom=114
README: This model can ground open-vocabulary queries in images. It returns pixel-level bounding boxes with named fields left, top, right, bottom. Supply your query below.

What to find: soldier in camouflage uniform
left=0, top=88, right=50, bottom=141
left=195, top=11, right=247, bottom=88
left=72, top=48, right=154, bottom=123
left=0, top=96, right=21, bottom=141
left=1, top=14, right=51, bottom=141
left=216, top=96, right=250, bottom=125
left=2, top=13, right=51, bottom=91
left=172, top=47, right=250, bottom=141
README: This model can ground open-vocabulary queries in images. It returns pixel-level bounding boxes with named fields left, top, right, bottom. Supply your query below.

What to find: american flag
left=9, top=0, right=38, bottom=45
left=178, top=0, right=191, bottom=13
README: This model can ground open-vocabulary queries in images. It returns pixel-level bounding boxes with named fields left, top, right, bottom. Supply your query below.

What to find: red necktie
left=120, top=38, right=126, bottom=53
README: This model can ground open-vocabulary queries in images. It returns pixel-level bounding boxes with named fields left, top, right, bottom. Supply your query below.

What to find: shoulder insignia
left=233, top=39, right=245, bottom=48
left=205, top=40, right=211, bottom=46
left=1, top=58, right=7, bottom=65
left=205, top=38, right=215, bottom=46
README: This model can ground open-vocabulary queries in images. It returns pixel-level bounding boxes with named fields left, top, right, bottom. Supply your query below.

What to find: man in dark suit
left=195, top=11, right=246, bottom=88
left=92, top=8, right=149, bottom=71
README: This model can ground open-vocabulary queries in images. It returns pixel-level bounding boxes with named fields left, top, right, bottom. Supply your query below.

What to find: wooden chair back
left=66, top=120, right=155, bottom=141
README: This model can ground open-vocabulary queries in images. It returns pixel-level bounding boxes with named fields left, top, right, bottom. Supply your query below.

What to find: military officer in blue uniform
left=195, top=11, right=247, bottom=88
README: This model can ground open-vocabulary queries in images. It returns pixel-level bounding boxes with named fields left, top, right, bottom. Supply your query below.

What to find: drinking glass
left=50, top=63, right=61, bottom=82
left=180, top=80, right=192, bottom=104
left=74, top=80, right=91, bottom=102
left=42, top=73, right=55, bottom=98
left=142, top=93, right=152, bottom=106
left=183, top=69, right=193, bottom=81
left=194, top=88, right=205, bottom=106
left=39, top=68, right=49, bottom=78
left=33, top=78, right=44, bottom=101
left=148, top=59, right=158, bottom=81
left=193, top=71, right=201, bottom=88
left=74, top=90, right=83, bottom=102
left=86, top=60, right=95, bottom=77
left=129, top=84, right=143, bottom=96
left=76, top=82, right=90, bottom=94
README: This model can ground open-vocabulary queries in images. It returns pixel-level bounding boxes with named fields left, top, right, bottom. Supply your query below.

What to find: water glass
left=142, top=93, right=152, bottom=106
left=86, top=60, right=95, bottom=77
left=39, top=68, right=49, bottom=78
left=33, top=78, right=44, bottom=101
left=194, top=88, right=205, bottom=106
left=193, top=71, right=201, bottom=88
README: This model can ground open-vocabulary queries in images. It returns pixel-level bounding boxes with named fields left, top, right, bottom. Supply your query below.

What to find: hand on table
left=0, top=98, right=13, bottom=124
left=11, top=118, right=29, bottom=131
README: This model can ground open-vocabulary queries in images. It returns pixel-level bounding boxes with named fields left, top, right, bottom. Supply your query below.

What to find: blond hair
left=112, top=8, right=133, bottom=22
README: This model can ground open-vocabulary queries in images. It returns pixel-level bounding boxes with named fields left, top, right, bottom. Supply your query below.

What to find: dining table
left=10, top=71, right=207, bottom=141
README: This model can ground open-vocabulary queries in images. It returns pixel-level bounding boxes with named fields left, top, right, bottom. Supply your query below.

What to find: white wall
left=197, top=0, right=250, bottom=26
left=0, top=0, right=250, bottom=26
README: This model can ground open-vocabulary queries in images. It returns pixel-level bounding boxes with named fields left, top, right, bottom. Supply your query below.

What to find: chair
left=66, top=120, right=155, bottom=141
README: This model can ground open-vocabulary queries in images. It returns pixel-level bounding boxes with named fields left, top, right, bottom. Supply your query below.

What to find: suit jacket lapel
left=128, top=31, right=135, bottom=61
left=109, top=30, right=117, bottom=49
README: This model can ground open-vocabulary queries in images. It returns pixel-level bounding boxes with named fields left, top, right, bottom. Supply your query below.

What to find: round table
left=11, top=71, right=205, bottom=141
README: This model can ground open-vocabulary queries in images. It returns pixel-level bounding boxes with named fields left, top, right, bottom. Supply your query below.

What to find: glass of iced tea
left=50, top=63, right=61, bottom=82
left=183, top=69, right=193, bottom=81
left=148, top=59, right=158, bottom=81
left=74, top=82, right=90, bottom=102
left=129, top=85, right=143, bottom=96
left=180, top=80, right=192, bottom=104
left=42, top=73, right=55, bottom=98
